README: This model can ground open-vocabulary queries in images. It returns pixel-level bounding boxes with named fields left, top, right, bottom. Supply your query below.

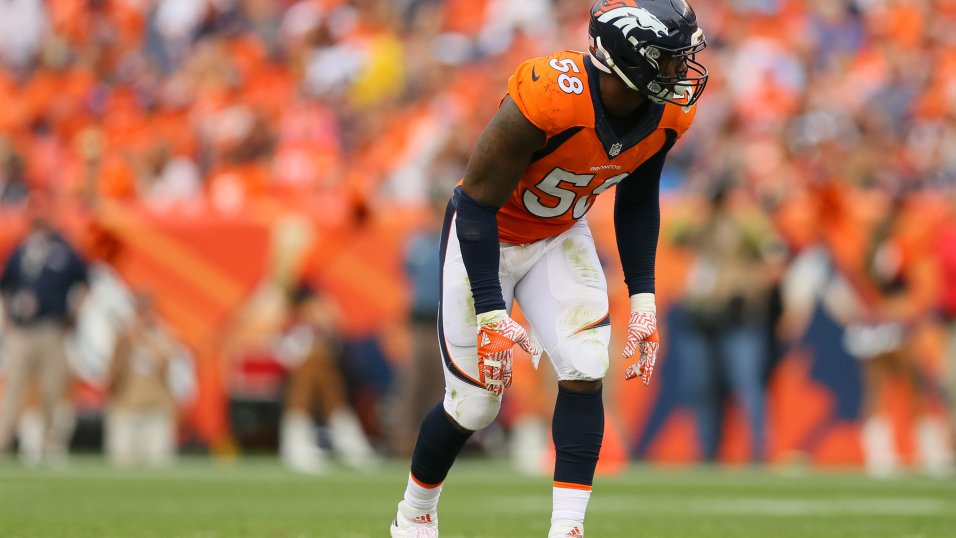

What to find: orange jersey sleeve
left=507, top=52, right=596, bottom=136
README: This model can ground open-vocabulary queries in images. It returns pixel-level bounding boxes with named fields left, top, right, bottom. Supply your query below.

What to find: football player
left=390, top=1, right=708, bottom=536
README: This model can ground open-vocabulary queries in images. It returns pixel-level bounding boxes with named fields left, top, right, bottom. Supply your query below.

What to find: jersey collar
left=584, top=56, right=665, bottom=160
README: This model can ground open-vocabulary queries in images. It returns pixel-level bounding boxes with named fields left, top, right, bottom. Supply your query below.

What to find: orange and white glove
left=476, top=310, right=539, bottom=396
left=622, top=293, right=660, bottom=385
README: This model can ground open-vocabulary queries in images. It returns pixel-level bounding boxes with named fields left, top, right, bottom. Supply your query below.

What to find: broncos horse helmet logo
left=597, top=5, right=670, bottom=38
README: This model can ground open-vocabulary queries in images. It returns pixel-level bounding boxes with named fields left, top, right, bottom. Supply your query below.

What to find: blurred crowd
left=0, top=0, right=952, bottom=209
left=1, top=0, right=955, bottom=476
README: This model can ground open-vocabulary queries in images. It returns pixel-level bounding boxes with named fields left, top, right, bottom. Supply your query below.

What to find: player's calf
left=550, top=384, right=603, bottom=532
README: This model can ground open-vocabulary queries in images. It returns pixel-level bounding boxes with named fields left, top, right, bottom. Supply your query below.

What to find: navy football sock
left=409, top=402, right=473, bottom=485
left=553, top=386, right=604, bottom=486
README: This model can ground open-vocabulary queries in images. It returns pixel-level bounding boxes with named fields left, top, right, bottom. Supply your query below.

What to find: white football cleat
left=548, top=520, right=584, bottom=537
left=509, top=417, right=549, bottom=476
left=390, top=500, right=438, bottom=538
left=915, top=417, right=954, bottom=478
left=862, top=416, right=898, bottom=479
left=328, top=409, right=381, bottom=470
left=279, top=411, right=327, bottom=475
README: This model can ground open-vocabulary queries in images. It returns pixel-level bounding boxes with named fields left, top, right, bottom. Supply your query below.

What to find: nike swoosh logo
left=531, top=66, right=540, bottom=81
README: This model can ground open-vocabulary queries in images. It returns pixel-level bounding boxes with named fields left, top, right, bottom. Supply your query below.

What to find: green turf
left=0, top=457, right=953, bottom=537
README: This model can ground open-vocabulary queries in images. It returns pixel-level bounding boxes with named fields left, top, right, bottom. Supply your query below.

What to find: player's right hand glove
left=476, top=310, right=539, bottom=396
left=622, top=293, right=660, bottom=386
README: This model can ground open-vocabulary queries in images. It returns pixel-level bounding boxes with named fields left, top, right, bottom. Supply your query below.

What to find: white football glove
left=622, top=293, right=660, bottom=386
left=476, top=310, right=539, bottom=396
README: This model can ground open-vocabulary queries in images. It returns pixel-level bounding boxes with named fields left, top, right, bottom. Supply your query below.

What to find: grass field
left=1, top=457, right=954, bottom=537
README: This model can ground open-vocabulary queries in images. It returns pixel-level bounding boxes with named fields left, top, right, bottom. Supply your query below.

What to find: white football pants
left=438, top=215, right=611, bottom=431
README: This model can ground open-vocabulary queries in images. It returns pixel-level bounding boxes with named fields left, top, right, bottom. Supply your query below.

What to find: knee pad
left=556, top=325, right=611, bottom=381
left=443, top=386, right=501, bottom=431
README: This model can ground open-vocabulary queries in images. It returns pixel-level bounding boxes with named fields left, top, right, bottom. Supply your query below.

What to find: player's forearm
left=454, top=186, right=506, bottom=314
left=615, top=204, right=660, bottom=295
left=614, top=159, right=664, bottom=295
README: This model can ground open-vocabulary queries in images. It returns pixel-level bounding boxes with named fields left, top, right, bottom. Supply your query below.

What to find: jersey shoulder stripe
left=507, top=51, right=595, bottom=137
left=530, top=126, right=584, bottom=163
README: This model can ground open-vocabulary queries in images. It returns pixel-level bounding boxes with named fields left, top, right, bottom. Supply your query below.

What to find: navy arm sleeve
left=453, top=186, right=506, bottom=314
left=614, top=147, right=669, bottom=296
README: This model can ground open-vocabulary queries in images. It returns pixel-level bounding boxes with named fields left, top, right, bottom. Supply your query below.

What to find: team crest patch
left=609, top=142, right=623, bottom=156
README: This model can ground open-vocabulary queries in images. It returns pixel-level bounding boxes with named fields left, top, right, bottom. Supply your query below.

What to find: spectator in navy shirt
left=0, top=193, right=88, bottom=465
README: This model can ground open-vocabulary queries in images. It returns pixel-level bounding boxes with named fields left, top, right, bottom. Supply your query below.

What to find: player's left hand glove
left=476, top=310, right=539, bottom=396
left=623, top=294, right=660, bottom=386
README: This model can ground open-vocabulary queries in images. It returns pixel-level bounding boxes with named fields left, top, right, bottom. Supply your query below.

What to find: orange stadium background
left=2, top=188, right=949, bottom=468
left=1, top=0, right=955, bottom=473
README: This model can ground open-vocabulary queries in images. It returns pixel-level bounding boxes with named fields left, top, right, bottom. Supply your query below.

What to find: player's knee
left=568, top=352, right=609, bottom=381
left=443, top=388, right=501, bottom=431
left=559, top=329, right=610, bottom=381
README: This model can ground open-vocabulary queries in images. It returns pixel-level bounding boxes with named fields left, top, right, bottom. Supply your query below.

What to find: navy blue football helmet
left=589, top=0, right=708, bottom=106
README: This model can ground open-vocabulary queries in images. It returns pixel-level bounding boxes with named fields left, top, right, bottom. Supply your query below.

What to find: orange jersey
left=496, top=51, right=697, bottom=244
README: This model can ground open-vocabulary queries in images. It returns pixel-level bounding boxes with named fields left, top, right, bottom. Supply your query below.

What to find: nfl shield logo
left=609, top=143, right=623, bottom=157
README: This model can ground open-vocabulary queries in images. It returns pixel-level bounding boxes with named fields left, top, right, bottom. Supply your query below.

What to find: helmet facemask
left=642, top=33, right=708, bottom=106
